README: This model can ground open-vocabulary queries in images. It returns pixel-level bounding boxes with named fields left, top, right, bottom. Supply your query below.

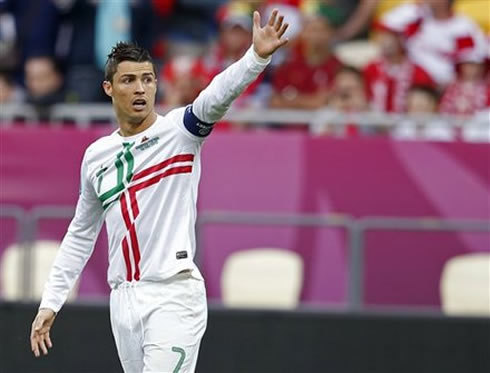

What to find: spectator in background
left=24, top=56, right=65, bottom=121
left=380, top=0, right=487, bottom=87
left=53, top=0, right=129, bottom=103
left=329, top=66, right=368, bottom=112
left=159, top=55, right=209, bottom=108
left=0, top=70, right=25, bottom=104
left=259, top=0, right=305, bottom=62
left=0, top=7, right=19, bottom=72
left=440, top=57, right=490, bottom=116
left=333, top=0, right=381, bottom=42
left=152, top=0, right=220, bottom=57
left=0, top=0, right=60, bottom=80
left=269, top=3, right=342, bottom=110
left=393, top=85, right=453, bottom=141
left=375, top=0, right=490, bottom=35
left=405, top=85, right=439, bottom=114
left=363, top=26, right=433, bottom=113
left=326, top=66, right=369, bottom=136
left=54, top=0, right=158, bottom=103
left=203, top=0, right=269, bottom=116
left=205, top=2, right=254, bottom=76
left=262, top=0, right=361, bottom=42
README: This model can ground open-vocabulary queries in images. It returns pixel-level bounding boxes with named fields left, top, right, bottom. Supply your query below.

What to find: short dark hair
left=336, top=65, right=362, bottom=78
left=104, top=42, right=156, bottom=82
left=408, top=84, right=439, bottom=102
left=0, top=69, right=13, bottom=85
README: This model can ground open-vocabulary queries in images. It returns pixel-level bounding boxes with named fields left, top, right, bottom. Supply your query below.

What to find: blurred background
left=0, top=0, right=489, bottom=372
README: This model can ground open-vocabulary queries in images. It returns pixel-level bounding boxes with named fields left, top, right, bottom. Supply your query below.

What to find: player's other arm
left=183, top=10, right=289, bottom=135
left=30, top=149, right=104, bottom=357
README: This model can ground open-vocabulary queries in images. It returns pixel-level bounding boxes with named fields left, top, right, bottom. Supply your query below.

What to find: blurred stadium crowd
left=1, top=0, right=489, bottom=140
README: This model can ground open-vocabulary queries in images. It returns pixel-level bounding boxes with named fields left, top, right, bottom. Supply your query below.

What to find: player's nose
left=134, top=78, right=145, bottom=93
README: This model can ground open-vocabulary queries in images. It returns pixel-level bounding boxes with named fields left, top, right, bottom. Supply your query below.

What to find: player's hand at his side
left=30, top=308, right=56, bottom=357
left=253, top=9, right=289, bottom=59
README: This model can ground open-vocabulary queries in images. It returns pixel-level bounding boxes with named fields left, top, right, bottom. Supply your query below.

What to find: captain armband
left=183, top=105, right=215, bottom=138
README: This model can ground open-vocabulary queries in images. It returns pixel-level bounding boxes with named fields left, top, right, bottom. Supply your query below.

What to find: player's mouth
left=132, top=98, right=147, bottom=111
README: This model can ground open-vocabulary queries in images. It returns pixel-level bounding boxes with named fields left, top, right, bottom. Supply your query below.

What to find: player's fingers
left=278, top=23, right=289, bottom=38
left=39, top=337, right=48, bottom=356
left=32, top=334, right=42, bottom=357
left=30, top=321, right=37, bottom=338
left=275, top=15, right=284, bottom=32
left=30, top=322, right=41, bottom=355
left=277, top=37, right=289, bottom=49
left=268, top=9, right=278, bottom=26
left=253, top=11, right=261, bottom=29
left=31, top=333, right=40, bottom=357
left=45, top=332, right=53, bottom=349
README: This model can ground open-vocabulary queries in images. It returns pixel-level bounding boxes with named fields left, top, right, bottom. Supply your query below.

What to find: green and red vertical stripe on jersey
left=99, top=142, right=135, bottom=210
left=118, top=153, right=195, bottom=281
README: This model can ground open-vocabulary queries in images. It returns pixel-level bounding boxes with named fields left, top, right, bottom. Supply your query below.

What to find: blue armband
left=183, top=105, right=215, bottom=138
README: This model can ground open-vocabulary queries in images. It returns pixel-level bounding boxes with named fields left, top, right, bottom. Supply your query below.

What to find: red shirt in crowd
left=363, top=58, right=434, bottom=113
left=440, top=80, right=490, bottom=116
left=272, top=50, right=342, bottom=97
left=202, top=45, right=264, bottom=108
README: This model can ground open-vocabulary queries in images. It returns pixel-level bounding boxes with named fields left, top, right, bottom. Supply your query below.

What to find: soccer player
left=30, top=9, right=289, bottom=373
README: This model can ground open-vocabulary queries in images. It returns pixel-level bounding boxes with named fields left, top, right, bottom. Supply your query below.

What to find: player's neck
left=117, top=111, right=158, bottom=137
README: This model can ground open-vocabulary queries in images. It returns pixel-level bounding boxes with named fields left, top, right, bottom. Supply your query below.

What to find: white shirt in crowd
left=381, top=3, right=487, bottom=85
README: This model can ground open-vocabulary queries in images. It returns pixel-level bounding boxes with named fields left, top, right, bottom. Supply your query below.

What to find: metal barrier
left=2, top=103, right=486, bottom=136
left=0, top=204, right=27, bottom=241
left=196, top=211, right=490, bottom=310
left=350, top=217, right=490, bottom=310
left=196, top=210, right=354, bottom=306
left=0, top=205, right=28, bottom=297
left=1, top=204, right=489, bottom=310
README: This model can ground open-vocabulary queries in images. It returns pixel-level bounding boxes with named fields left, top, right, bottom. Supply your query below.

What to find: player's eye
left=144, top=76, right=153, bottom=84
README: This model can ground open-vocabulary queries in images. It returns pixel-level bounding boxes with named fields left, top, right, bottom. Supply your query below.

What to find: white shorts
left=109, top=269, right=207, bottom=373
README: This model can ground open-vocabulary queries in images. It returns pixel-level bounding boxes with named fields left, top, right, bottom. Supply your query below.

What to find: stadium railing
left=1, top=204, right=488, bottom=311
left=1, top=103, right=488, bottom=139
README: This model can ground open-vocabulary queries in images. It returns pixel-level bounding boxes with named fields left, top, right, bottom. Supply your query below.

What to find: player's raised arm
left=188, top=9, right=289, bottom=127
left=30, top=150, right=105, bottom=357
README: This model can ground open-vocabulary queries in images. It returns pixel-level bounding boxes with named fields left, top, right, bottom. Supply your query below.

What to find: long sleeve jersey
left=40, top=47, right=270, bottom=312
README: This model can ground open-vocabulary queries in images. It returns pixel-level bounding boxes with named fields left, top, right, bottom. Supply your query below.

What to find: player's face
left=103, top=61, right=157, bottom=124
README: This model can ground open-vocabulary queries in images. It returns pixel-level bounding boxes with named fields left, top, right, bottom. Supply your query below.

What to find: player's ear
left=102, top=80, right=113, bottom=97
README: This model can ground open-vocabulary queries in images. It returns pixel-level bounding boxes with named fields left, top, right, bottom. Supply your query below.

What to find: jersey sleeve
left=39, top=148, right=105, bottom=313
left=178, top=46, right=271, bottom=140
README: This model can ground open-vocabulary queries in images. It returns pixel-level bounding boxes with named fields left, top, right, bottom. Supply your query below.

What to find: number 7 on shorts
left=172, top=346, right=186, bottom=373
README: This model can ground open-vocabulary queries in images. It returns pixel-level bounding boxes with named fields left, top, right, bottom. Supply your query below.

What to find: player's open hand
left=30, top=308, right=56, bottom=357
left=253, top=9, right=289, bottom=59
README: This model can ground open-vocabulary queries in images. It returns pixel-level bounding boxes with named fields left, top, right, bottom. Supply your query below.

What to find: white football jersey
left=40, top=47, right=270, bottom=312
left=381, top=3, right=487, bottom=85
